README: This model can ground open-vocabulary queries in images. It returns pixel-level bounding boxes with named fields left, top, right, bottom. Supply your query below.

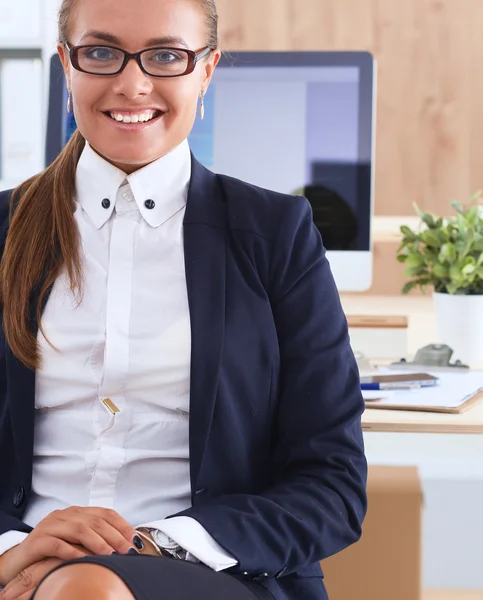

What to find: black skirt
left=31, top=554, right=274, bottom=600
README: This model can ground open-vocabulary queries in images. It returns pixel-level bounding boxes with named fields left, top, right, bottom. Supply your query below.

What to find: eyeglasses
left=65, top=43, right=212, bottom=78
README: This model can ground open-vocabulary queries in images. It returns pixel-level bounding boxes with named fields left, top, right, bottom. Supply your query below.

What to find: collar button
left=144, top=199, right=155, bottom=210
left=101, top=198, right=111, bottom=209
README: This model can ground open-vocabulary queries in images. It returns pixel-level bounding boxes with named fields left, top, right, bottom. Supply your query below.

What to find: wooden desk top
left=362, top=399, right=483, bottom=434
left=340, top=295, right=483, bottom=435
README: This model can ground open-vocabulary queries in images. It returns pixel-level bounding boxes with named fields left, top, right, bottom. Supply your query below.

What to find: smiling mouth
left=104, top=109, right=163, bottom=124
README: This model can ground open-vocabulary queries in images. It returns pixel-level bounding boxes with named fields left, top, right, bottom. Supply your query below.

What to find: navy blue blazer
left=0, top=157, right=367, bottom=600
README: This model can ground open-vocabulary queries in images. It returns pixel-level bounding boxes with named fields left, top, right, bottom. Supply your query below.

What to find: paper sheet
left=367, top=369, right=483, bottom=410
left=362, top=390, right=395, bottom=401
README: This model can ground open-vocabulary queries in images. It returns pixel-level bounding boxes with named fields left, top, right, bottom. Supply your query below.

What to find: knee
left=34, top=563, right=136, bottom=600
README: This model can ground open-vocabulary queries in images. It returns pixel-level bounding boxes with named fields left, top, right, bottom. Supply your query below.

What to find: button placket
left=88, top=192, right=136, bottom=508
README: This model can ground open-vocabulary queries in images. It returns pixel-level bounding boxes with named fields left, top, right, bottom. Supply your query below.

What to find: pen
left=360, top=382, right=424, bottom=391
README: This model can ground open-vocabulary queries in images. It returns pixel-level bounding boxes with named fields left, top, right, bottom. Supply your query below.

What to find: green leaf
left=462, top=263, right=477, bottom=276
left=405, top=253, right=424, bottom=268
left=405, top=265, right=426, bottom=277
left=439, top=243, right=457, bottom=263
left=466, top=206, right=480, bottom=226
left=451, top=200, right=464, bottom=214
left=473, top=239, right=483, bottom=253
left=432, top=263, right=449, bottom=278
left=420, top=229, right=442, bottom=248
left=467, top=190, right=483, bottom=203
left=402, top=280, right=418, bottom=294
left=449, top=262, right=465, bottom=285
left=456, top=212, right=467, bottom=232
left=421, top=212, right=436, bottom=228
left=412, top=202, right=423, bottom=217
left=455, top=234, right=474, bottom=260
left=400, top=225, right=417, bottom=241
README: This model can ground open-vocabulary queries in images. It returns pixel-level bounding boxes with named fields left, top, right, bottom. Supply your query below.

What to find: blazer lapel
left=184, top=157, right=227, bottom=494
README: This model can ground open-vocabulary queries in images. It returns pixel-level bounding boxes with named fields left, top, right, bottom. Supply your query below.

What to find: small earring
left=199, top=90, right=205, bottom=120
left=67, top=92, right=73, bottom=113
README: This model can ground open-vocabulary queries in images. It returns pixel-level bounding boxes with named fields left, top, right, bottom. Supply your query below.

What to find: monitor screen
left=46, top=51, right=375, bottom=291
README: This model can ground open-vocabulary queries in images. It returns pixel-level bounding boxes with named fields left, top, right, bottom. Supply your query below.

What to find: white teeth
left=109, top=110, right=157, bottom=124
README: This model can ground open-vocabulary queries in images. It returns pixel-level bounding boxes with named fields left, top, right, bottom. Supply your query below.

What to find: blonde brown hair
left=0, top=0, right=218, bottom=370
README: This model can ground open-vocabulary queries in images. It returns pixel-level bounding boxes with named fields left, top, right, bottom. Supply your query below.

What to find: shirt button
left=13, top=486, right=25, bottom=508
left=101, top=198, right=111, bottom=209
left=144, top=199, right=155, bottom=210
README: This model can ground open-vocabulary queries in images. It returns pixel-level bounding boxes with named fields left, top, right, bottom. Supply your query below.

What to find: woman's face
left=58, top=0, right=220, bottom=173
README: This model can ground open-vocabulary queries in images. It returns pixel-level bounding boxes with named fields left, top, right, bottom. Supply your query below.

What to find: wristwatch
left=136, top=527, right=187, bottom=560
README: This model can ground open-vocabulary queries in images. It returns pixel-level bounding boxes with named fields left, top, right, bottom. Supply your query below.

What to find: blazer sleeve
left=171, top=195, right=368, bottom=578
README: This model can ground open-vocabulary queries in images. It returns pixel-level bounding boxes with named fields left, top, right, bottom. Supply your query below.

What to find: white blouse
left=0, top=140, right=236, bottom=572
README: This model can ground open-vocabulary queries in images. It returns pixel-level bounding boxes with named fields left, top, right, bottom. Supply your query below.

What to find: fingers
left=0, top=559, right=61, bottom=600
left=2, top=539, right=86, bottom=586
left=34, top=507, right=141, bottom=556
left=72, top=507, right=136, bottom=544
left=43, top=521, right=136, bottom=557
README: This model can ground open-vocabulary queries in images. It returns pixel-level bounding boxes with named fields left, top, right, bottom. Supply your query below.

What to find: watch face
left=152, top=530, right=180, bottom=550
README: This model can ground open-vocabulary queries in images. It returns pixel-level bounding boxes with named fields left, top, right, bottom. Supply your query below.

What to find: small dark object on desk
left=390, top=344, right=469, bottom=371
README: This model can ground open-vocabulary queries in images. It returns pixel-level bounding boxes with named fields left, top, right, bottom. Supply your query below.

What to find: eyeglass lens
left=76, top=46, right=191, bottom=76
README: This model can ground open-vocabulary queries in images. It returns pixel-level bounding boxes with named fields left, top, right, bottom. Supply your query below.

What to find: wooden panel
left=216, top=0, right=483, bottom=216
left=424, top=591, right=483, bottom=600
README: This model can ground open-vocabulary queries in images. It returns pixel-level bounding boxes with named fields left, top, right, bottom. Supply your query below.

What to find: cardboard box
left=322, top=466, right=422, bottom=600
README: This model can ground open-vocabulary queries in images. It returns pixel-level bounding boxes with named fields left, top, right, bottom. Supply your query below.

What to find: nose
left=111, top=58, right=154, bottom=98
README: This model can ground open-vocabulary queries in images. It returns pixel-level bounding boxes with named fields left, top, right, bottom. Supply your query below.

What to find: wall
left=216, top=0, right=483, bottom=216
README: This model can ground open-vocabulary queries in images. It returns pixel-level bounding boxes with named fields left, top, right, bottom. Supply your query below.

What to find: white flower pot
left=433, top=292, right=483, bottom=364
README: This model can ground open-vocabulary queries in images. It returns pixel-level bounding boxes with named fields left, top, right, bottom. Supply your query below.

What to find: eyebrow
left=78, top=30, right=189, bottom=48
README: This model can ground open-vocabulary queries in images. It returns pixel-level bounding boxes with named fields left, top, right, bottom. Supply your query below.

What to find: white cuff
left=136, top=517, right=238, bottom=572
left=0, top=531, right=29, bottom=557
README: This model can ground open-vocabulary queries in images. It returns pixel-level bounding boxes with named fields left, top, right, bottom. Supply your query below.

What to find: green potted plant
left=397, top=191, right=483, bottom=363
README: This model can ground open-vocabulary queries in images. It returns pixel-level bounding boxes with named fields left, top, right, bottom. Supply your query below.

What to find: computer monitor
left=47, top=51, right=375, bottom=291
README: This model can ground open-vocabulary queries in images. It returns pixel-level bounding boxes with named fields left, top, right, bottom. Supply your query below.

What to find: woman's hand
left=0, top=558, right=62, bottom=600
left=0, top=507, right=140, bottom=585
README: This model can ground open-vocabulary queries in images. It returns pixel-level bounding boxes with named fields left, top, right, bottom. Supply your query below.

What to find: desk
left=340, top=294, right=483, bottom=434
left=362, top=399, right=483, bottom=434
left=340, top=294, right=483, bottom=593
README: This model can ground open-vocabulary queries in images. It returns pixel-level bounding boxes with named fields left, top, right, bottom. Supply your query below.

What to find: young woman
left=0, top=0, right=367, bottom=598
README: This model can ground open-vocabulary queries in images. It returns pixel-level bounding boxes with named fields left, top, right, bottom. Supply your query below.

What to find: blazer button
left=13, top=486, right=25, bottom=508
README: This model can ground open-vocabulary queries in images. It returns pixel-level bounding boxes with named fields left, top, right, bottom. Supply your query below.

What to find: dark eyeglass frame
left=64, top=43, right=212, bottom=78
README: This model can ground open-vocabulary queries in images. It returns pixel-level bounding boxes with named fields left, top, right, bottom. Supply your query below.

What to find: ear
left=57, top=43, right=72, bottom=91
left=201, top=48, right=221, bottom=92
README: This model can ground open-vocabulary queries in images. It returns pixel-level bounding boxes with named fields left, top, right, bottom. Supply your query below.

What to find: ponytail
left=0, top=129, right=86, bottom=369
